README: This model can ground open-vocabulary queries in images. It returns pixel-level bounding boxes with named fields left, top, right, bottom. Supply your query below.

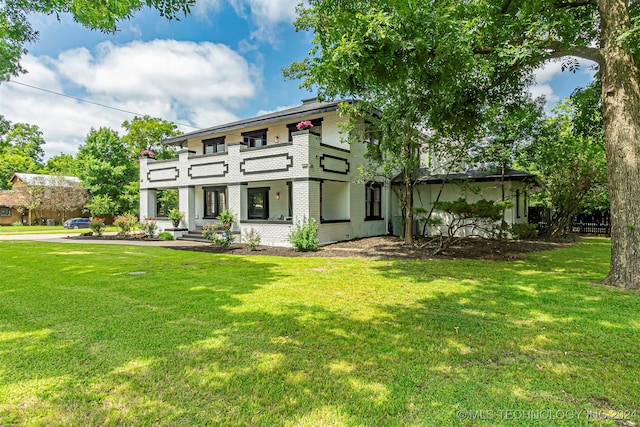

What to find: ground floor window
left=157, top=189, right=178, bottom=217
left=365, top=183, right=382, bottom=220
left=0, top=207, right=11, bottom=216
left=204, top=187, right=227, bottom=219
left=248, top=187, right=269, bottom=219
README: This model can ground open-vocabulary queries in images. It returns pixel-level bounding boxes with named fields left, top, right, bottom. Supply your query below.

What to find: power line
left=6, top=79, right=203, bottom=130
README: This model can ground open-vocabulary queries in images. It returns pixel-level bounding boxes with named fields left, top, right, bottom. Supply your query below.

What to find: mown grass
left=0, top=238, right=638, bottom=426
left=0, top=225, right=117, bottom=235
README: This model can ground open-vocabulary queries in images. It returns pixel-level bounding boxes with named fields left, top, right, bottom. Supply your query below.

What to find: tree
left=46, top=154, right=79, bottom=176
left=287, top=0, right=640, bottom=290
left=121, top=115, right=180, bottom=161
left=0, top=116, right=45, bottom=188
left=76, top=127, right=138, bottom=214
left=1, top=0, right=194, bottom=81
left=518, top=89, right=607, bottom=236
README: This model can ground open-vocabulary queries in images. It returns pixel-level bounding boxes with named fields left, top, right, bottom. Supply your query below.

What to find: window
left=248, top=188, right=269, bottom=219
left=0, top=207, right=10, bottom=216
left=242, top=129, right=268, bottom=148
left=365, top=121, right=382, bottom=160
left=516, top=189, right=521, bottom=218
left=203, top=136, right=225, bottom=154
left=365, top=183, right=382, bottom=219
left=204, top=187, right=227, bottom=219
left=287, top=118, right=323, bottom=141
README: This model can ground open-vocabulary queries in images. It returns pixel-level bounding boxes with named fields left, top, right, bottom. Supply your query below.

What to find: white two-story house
left=139, top=98, right=390, bottom=246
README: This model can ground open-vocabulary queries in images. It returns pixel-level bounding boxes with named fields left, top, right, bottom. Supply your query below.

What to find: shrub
left=511, top=223, right=538, bottom=239
left=158, top=231, right=174, bottom=241
left=114, top=214, right=139, bottom=235
left=288, top=217, right=319, bottom=252
left=11, top=221, right=22, bottom=226
left=141, top=217, right=158, bottom=238
left=89, top=217, right=106, bottom=236
left=243, top=228, right=261, bottom=251
left=203, top=210, right=236, bottom=250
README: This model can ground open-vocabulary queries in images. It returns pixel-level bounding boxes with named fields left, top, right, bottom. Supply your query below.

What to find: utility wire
left=6, top=79, right=203, bottom=130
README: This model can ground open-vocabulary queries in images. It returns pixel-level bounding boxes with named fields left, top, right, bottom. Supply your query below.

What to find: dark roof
left=164, top=98, right=350, bottom=145
left=393, top=168, right=538, bottom=184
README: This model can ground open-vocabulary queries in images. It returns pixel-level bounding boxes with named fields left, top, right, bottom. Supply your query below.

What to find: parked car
left=64, top=218, right=91, bottom=229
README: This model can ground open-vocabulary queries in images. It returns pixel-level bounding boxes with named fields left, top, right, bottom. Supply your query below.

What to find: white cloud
left=529, top=57, right=596, bottom=112
left=0, top=40, right=260, bottom=158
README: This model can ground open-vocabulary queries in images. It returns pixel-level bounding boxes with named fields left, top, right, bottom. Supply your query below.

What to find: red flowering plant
left=296, top=120, right=314, bottom=131
left=140, top=149, right=155, bottom=158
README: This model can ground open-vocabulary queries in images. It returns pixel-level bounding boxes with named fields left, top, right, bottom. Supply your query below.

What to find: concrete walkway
left=0, top=232, right=210, bottom=247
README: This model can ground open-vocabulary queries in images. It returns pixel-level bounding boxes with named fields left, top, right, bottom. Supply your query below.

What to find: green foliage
left=202, top=210, right=236, bottom=250
left=433, top=198, right=508, bottom=222
left=517, top=81, right=607, bottom=236
left=0, top=115, right=45, bottom=188
left=157, top=231, right=174, bottom=241
left=243, top=228, right=261, bottom=251
left=121, top=116, right=180, bottom=161
left=76, top=127, right=138, bottom=214
left=89, top=217, right=106, bottom=237
left=113, top=214, right=139, bottom=235
left=510, top=223, right=539, bottom=240
left=45, top=153, right=78, bottom=176
left=288, top=216, right=319, bottom=252
left=157, top=189, right=179, bottom=217
left=85, top=194, right=115, bottom=216
left=168, top=208, right=184, bottom=222
left=141, top=217, right=158, bottom=238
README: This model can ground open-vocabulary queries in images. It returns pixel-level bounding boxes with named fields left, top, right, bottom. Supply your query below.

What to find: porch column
left=140, top=188, right=157, bottom=220
left=227, top=183, right=247, bottom=223
left=292, top=179, right=320, bottom=223
left=178, top=186, right=195, bottom=230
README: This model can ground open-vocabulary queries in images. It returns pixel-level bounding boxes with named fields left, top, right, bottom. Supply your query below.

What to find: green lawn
left=0, top=225, right=117, bottom=235
left=1, top=238, right=638, bottom=426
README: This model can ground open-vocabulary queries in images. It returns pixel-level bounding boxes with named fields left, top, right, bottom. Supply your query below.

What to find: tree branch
left=554, top=0, right=597, bottom=9
left=544, top=41, right=604, bottom=65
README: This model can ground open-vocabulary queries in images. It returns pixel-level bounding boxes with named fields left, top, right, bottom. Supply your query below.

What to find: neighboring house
left=392, top=169, right=538, bottom=237
left=6, top=173, right=87, bottom=225
left=139, top=98, right=390, bottom=246
left=0, top=190, right=29, bottom=225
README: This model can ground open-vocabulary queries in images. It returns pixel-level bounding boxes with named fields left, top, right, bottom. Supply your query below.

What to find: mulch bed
left=167, top=235, right=578, bottom=261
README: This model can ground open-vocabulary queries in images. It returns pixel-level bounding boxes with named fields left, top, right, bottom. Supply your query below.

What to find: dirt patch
left=168, top=235, right=577, bottom=261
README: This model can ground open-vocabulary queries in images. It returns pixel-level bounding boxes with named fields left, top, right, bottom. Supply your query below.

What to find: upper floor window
left=365, top=121, right=382, bottom=160
left=203, top=136, right=225, bottom=154
left=365, top=182, right=382, bottom=220
left=242, top=129, right=268, bottom=148
left=287, top=118, right=323, bottom=141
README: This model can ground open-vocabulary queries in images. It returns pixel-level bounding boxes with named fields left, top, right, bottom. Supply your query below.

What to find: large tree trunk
left=599, top=0, right=640, bottom=289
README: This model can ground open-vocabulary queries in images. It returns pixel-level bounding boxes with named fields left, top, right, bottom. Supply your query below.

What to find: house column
left=292, top=179, right=320, bottom=224
left=179, top=186, right=195, bottom=230
left=140, top=188, right=157, bottom=220
left=227, top=183, right=247, bottom=223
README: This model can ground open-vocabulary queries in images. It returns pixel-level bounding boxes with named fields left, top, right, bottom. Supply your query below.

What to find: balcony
left=140, top=130, right=357, bottom=189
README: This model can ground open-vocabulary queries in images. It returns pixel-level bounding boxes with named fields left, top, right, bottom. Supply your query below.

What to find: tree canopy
left=287, top=0, right=640, bottom=290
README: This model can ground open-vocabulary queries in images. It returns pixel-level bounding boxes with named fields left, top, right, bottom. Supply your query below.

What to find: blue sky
left=0, top=1, right=595, bottom=159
